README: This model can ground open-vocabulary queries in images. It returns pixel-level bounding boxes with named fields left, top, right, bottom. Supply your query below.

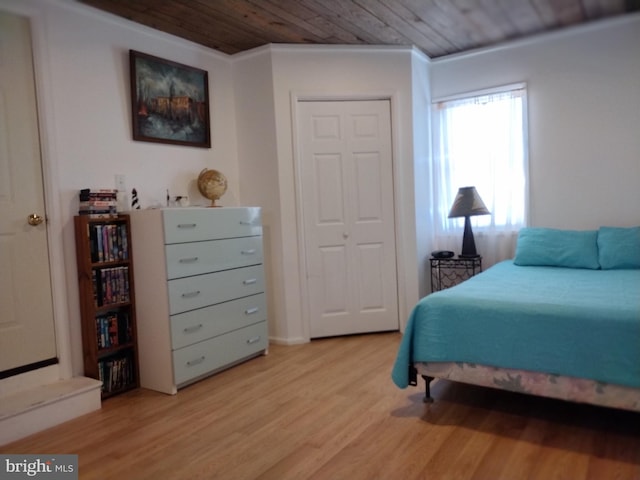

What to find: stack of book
left=79, top=188, right=118, bottom=218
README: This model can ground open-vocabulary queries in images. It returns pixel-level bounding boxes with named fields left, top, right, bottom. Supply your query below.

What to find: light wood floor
left=2, top=332, right=639, bottom=479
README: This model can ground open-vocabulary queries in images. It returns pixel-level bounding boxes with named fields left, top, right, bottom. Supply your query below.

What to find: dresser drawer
left=168, top=264, right=264, bottom=315
left=173, top=321, right=267, bottom=386
left=165, top=236, right=263, bottom=279
left=163, top=207, right=262, bottom=244
left=170, top=293, right=266, bottom=349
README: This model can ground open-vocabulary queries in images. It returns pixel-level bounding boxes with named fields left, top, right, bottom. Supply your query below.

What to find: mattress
left=392, top=261, right=640, bottom=389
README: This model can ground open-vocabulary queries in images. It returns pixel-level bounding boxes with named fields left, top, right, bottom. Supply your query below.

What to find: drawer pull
left=186, top=356, right=205, bottom=367
left=183, top=324, right=203, bottom=334
left=243, top=278, right=257, bottom=285
left=246, top=336, right=261, bottom=345
left=177, top=223, right=197, bottom=229
left=245, top=307, right=259, bottom=315
left=179, top=257, right=199, bottom=263
left=239, top=221, right=254, bottom=226
left=181, top=290, right=201, bottom=298
left=241, top=249, right=257, bottom=255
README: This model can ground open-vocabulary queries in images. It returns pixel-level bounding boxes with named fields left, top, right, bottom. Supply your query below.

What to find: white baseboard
left=0, top=376, right=102, bottom=446
left=268, top=336, right=308, bottom=345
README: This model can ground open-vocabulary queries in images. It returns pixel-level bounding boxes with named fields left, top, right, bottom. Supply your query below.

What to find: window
left=429, top=84, right=528, bottom=267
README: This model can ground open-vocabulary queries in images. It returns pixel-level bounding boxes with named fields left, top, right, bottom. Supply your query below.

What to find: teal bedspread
left=392, top=261, right=640, bottom=389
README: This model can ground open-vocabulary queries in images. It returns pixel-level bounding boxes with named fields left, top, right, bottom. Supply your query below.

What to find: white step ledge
left=0, top=377, right=102, bottom=446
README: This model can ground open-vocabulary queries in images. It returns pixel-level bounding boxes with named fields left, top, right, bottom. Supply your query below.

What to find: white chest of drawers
left=130, top=207, right=268, bottom=394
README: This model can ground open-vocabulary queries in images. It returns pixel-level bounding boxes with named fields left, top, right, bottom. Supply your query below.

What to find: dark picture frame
left=129, top=50, right=211, bottom=148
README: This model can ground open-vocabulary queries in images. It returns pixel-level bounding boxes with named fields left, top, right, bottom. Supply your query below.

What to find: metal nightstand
left=430, top=256, right=482, bottom=292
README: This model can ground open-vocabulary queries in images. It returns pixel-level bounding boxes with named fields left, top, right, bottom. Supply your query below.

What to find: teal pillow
left=514, top=227, right=600, bottom=269
left=597, top=226, right=640, bottom=269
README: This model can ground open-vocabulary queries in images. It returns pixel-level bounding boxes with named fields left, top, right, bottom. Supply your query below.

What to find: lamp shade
left=448, top=186, right=490, bottom=218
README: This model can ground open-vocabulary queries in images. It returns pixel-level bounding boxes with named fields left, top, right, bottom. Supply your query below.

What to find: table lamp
left=448, top=186, right=490, bottom=258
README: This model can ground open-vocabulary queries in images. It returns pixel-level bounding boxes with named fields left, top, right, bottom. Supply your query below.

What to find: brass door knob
left=27, top=213, right=44, bottom=226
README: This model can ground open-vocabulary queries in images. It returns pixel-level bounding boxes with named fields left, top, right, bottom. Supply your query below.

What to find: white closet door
left=298, top=100, right=398, bottom=338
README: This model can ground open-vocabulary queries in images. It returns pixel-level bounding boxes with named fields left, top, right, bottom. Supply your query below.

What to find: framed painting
left=129, top=50, right=211, bottom=148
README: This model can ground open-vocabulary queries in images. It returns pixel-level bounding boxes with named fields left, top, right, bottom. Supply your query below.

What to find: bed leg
left=422, top=375, right=434, bottom=403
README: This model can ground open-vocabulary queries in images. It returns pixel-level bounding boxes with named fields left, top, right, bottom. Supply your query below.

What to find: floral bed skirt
left=416, top=361, right=640, bottom=412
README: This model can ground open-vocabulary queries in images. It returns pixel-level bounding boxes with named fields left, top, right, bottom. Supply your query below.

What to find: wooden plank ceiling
left=79, top=0, right=639, bottom=58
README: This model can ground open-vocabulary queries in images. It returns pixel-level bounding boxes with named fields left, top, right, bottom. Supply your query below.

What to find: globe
left=197, top=168, right=228, bottom=207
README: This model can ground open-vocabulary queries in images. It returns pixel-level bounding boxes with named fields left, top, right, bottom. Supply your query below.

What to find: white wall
left=234, top=45, right=425, bottom=342
left=232, top=48, right=284, bottom=342
left=411, top=50, right=432, bottom=297
left=34, top=0, right=240, bottom=207
left=0, top=0, right=239, bottom=378
left=430, top=14, right=640, bottom=230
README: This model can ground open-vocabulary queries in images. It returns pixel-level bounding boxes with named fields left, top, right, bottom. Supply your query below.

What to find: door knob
left=27, top=213, right=44, bottom=226
left=343, top=232, right=349, bottom=239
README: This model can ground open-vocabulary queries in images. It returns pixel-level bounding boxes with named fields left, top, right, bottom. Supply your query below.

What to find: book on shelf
left=96, top=311, right=131, bottom=350
left=79, top=207, right=117, bottom=213
left=88, top=223, right=129, bottom=263
left=79, top=200, right=118, bottom=208
left=92, top=266, right=130, bottom=307
left=80, top=188, right=117, bottom=198
left=78, top=211, right=118, bottom=219
left=99, top=354, right=134, bottom=393
left=80, top=188, right=118, bottom=195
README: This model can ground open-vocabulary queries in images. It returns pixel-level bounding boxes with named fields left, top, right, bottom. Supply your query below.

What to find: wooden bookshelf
left=74, top=214, right=140, bottom=399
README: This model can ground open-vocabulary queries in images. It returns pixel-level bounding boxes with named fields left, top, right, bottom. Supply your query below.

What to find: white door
left=298, top=100, right=398, bottom=338
left=0, top=12, right=57, bottom=373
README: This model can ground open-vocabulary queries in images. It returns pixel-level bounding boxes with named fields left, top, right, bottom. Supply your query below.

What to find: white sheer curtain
left=428, top=85, right=528, bottom=270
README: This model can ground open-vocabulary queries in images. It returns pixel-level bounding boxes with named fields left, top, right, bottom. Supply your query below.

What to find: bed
left=391, top=226, right=640, bottom=412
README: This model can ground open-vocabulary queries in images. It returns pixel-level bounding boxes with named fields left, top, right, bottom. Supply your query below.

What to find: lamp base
left=460, top=216, right=479, bottom=258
